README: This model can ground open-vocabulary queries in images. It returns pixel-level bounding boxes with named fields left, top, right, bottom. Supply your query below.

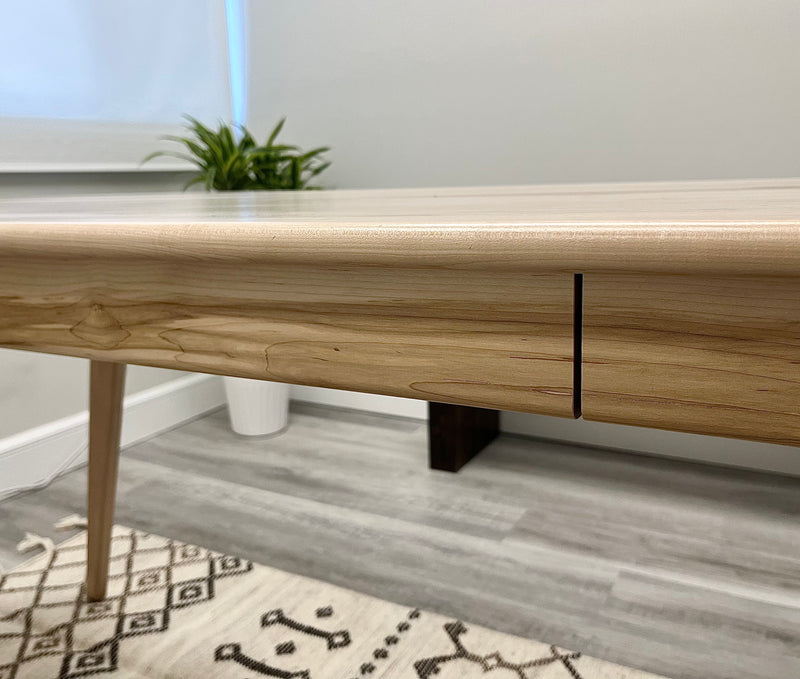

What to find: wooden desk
left=1, top=179, right=799, bottom=600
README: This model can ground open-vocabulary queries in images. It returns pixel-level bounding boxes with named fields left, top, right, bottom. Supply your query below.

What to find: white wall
left=0, top=351, right=185, bottom=440
left=247, top=0, right=800, bottom=188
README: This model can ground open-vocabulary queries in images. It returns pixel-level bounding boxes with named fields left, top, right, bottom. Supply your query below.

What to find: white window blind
left=0, top=0, right=233, bottom=171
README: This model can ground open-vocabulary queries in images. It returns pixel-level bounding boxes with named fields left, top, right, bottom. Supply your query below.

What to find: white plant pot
left=223, top=377, right=290, bottom=436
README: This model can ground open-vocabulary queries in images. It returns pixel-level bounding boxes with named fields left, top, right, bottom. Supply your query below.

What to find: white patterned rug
left=0, top=520, right=669, bottom=679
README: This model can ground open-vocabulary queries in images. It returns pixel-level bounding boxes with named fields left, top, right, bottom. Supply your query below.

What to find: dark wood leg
left=87, top=361, right=126, bottom=601
left=428, top=402, right=499, bottom=472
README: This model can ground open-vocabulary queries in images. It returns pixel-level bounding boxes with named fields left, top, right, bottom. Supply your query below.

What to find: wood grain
left=0, top=179, right=799, bottom=275
left=582, top=274, right=800, bottom=444
left=0, top=257, right=575, bottom=415
left=87, top=360, right=125, bottom=601
left=4, top=178, right=800, bottom=427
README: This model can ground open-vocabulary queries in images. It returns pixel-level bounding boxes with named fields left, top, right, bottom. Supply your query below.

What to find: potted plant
left=145, top=117, right=331, bottom=435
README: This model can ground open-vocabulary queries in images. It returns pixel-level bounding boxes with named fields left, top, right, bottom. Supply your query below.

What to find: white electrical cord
left=0, top=441, right=88, bottom=503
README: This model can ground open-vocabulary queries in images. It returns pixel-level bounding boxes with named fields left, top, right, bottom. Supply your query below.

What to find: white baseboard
left=501, top=412, right=800, bottom=477
left=290, top=385, right=427, bottom=419
left=291, top=387, right=800, bottom=477
left=3, top=376, right=796, bottom=500
left=0, top=374, right=225, bottom=500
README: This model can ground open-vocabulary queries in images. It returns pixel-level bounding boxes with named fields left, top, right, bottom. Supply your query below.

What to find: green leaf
left=266, top=117, right=286, bottom=147
left=141, top=150, right=203, bottom=168
left=251, top=143, right=298, bottom=155
left=144, top=115, right=331, bottom=191
left=298, top=146, right=330, bottom=161
left=237, top=125, right=256, bottom=151
left=205, top=166, right=217, bottom=191
left=307, top=160, right=331, bottom=178
left=141, top=150, right=168, bottom=164
left=182, top=175, right=206, bottom=191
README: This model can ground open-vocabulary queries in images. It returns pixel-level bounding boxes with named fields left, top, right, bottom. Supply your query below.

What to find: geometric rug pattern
left=0, top=522, right=670, bottom=678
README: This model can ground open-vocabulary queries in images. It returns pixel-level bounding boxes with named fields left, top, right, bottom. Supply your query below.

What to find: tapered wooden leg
left=86, top=361, right=126, bottom=601
left=428, top=402, right=499, bottom=472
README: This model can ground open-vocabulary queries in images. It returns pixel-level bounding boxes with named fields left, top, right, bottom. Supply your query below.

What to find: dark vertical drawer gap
left=573, top=273, right=583, bottom=418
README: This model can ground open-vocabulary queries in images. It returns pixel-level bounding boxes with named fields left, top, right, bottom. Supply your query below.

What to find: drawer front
left=0, top=258, right=576, bottom=416
left=582, top=275, right=800, bottom=445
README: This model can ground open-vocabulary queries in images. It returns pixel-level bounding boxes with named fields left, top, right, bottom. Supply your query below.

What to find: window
left=0, top=0, right=239, bottom=171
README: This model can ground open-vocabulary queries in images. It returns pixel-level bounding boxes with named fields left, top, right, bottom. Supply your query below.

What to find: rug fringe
left=54, top=514, right=88, bottom=530
left=16, top=533, right=55, bottom=562
left=0, top=517, right=86, bottom=574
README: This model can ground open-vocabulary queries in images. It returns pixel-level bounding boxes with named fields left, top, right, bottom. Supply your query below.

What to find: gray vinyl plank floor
left=1, top=403, right=798, bottom=679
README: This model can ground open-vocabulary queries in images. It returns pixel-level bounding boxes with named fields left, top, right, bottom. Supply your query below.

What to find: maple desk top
left=1, top=178, right=799, bottom=275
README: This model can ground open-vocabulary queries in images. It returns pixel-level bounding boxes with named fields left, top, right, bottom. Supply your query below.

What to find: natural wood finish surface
left=0, top=257, right=575, bottom=414
left=87, top=360, right=126, bottom=601
left=0, top=179, right=799, bottom=275
left=582, top=275, right=800, bottom=445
